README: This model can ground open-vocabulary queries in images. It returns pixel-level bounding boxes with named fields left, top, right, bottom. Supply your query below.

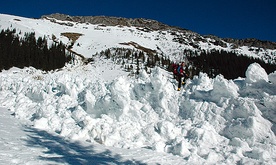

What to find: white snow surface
left=0, top=62, right=276, bottom=164
left=0, top=13, right=276, bottom=164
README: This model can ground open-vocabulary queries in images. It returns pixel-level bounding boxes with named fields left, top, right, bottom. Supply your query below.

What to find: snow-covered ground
left=0, top=13, right=276, bottom=164
left=0, top=61, right=275, bottom=164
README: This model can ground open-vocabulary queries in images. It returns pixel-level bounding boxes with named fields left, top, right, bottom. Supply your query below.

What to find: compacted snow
left=0, top=62, right=275, bottom=164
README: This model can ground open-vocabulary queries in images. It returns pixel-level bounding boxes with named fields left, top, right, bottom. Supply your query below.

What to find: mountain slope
left=1, top=13, right=275, bottom=64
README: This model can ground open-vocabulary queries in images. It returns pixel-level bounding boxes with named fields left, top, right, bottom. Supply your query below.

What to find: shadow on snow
left=23, top=126, right=145, bottom=165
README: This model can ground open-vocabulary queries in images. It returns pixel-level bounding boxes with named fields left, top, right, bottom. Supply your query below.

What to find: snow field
left=1, top=13, right=275, bottom=64
left=0, top=62, right=275, bottom=164
left=0, top=14, right=190, bottom=60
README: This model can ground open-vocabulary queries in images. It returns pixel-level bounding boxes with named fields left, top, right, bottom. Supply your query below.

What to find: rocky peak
left=41, top=13, right=187, bottom=32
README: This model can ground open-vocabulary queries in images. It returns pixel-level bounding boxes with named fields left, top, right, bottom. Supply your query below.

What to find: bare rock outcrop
left=41, top=13, right=186, bottom=31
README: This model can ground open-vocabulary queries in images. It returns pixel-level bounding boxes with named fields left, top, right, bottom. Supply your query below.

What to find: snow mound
left=0, top=63, right=276, bottom=164
left=246, top=63, right=269, bottom=83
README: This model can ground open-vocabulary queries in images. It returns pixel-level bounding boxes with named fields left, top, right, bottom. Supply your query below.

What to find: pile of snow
left=0, top=62, right=275, bottom=164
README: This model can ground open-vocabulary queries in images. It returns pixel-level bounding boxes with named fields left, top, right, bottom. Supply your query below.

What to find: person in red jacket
left=175, top=62, right=187, bottom=91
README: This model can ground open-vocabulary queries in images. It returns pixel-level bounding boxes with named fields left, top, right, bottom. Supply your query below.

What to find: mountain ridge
left=41, top=13, right=190, bottom=32
left=42, top=13, right=276, bottom=50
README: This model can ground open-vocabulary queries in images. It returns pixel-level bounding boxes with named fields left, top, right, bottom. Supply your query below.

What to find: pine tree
left=0, top=28, right=70, bottom=72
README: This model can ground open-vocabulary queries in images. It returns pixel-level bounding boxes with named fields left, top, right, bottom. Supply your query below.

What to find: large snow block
left=246, top=63, right=269, bottom=83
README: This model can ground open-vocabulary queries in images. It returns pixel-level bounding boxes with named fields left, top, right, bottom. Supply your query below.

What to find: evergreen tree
left=0, top=28, right=71, bottom=72
left=186, top=49, right=276, bottom=79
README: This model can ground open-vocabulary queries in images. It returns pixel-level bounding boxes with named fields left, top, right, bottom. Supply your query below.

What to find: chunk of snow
left=246, top=63, right=269, bottom=83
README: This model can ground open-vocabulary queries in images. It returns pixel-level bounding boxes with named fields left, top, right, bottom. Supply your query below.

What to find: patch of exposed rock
left=41, top=13, right=187, bottom=32
left=223, top=38, right=276, bottom=49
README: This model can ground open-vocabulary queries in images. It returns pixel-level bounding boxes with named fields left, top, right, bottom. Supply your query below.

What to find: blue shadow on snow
left=23, top=127, right=145, bottom=165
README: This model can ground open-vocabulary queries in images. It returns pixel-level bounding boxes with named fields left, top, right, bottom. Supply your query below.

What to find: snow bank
left=0, top=63, right=276, bottom=164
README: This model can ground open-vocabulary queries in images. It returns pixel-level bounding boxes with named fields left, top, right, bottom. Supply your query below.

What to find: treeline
left=186, top=50, right=276, bottom=79
left=98, top=47, right=171, bottom=74
left=0, top=28, right=71, bottom=71
left=97, top=47, right=276, bottom=80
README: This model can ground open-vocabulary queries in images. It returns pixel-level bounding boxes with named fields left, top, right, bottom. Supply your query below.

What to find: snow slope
left=1, top=14, right=275, bottom=63
left=0, top=62, right=275, bottom=164
left=0, top=13, right=191, bottom=60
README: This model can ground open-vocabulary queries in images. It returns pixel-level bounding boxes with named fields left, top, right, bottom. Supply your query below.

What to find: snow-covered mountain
left=1, top=13, right=276, bottom=64
left=0, top=13, right=276, bottom=164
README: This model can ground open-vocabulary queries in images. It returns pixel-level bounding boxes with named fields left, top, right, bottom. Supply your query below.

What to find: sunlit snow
left=0, top=62, right=275, bottom=164
left=0, top=13, right=276, bottom=165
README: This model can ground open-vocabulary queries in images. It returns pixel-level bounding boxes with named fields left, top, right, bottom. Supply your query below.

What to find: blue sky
left=1, top=0, right=276, bottom=42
